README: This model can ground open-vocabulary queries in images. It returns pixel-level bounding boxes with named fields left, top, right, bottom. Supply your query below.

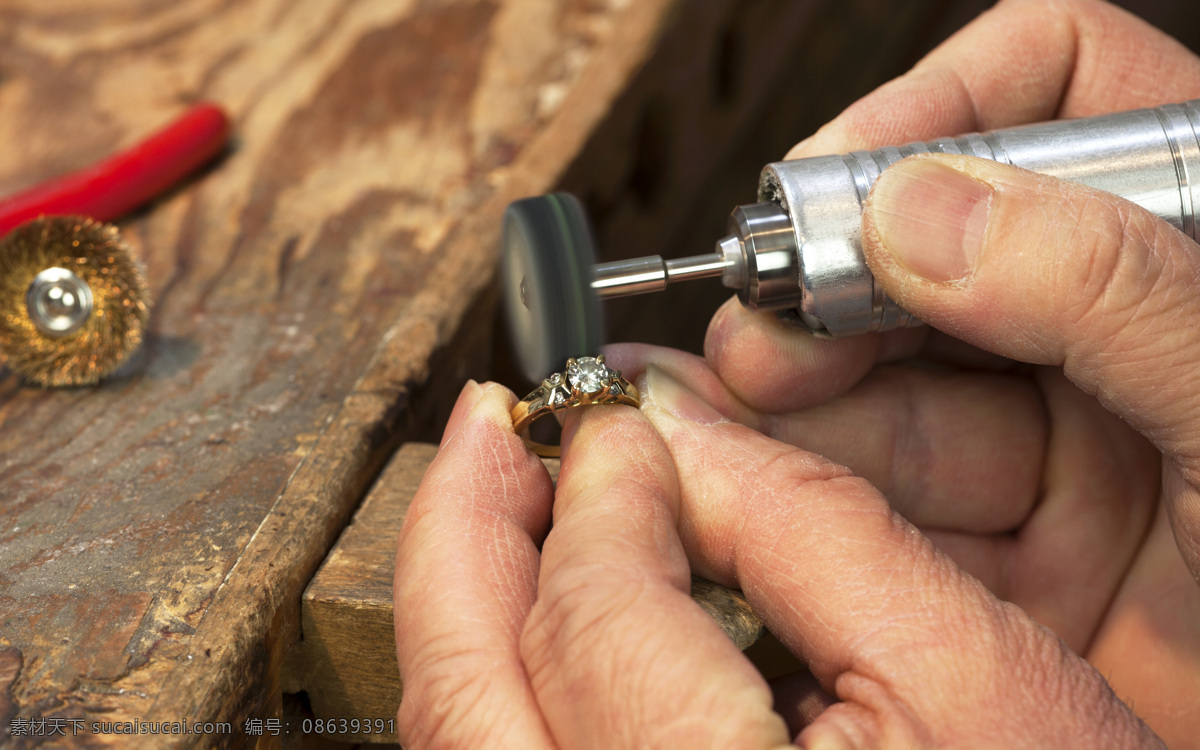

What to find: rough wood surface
left=0, top=1, right=678, bottom=747
left=290, top=443, right=761, bottom=744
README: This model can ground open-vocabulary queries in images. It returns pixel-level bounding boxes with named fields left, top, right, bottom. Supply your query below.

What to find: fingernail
left=643, top=364, right=727, bottom=425
left=868, top=157, right=993, bottom=282
left=440, top=379, right=484, bottom=448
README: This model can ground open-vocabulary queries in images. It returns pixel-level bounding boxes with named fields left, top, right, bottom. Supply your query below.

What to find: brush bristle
left=0, top=216, right=149, bottom=386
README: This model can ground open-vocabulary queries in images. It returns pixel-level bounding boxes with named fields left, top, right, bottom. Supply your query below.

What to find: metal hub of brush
left=26, top=267, right=95, bottom=336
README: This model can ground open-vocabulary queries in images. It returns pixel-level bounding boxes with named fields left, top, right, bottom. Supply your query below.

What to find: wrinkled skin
left=394, top=1, right=1200, bottom=747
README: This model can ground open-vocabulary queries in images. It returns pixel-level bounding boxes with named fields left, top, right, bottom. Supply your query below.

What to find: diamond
left=567, top=356, right=609, bottom=394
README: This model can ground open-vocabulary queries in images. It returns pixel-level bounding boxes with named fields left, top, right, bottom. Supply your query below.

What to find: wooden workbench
left=0, top=1, right=694, bottom=746
left=5, top=0, right=1194, bottom=748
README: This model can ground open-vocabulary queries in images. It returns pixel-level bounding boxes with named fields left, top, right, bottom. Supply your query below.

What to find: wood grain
left=0, top=1, right=676, bottom=746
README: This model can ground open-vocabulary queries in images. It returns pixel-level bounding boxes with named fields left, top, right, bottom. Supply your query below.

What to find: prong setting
left=566, top=355, right=610, bottom=395
left=513, top=354, right=642, bottom=457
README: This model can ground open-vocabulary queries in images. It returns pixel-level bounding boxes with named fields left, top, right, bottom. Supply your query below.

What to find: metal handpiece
left=593, top=100, right=1200, bottom=336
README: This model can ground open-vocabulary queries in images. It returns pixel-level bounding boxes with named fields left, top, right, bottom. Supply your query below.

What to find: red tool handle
left=0, top=102, right=231, bottom=235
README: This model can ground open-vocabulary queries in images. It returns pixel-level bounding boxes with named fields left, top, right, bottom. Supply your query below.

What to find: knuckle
left=731, top=447, right=871, bottom=561
left=581, top=405, right=659, bottom=453
left=740, top=464, right=892, bottom=568
left=520, top=566, right=681, bottom=711
left=1054, top=195, right=1138, bottom=334
left=1052, top=195, right=1185, bottom=347
left=983, top=605, right=1154, bottom=745
left=522, top=567, right=648, bottom=676
left=396, top=638, right=505, bottom=748
left=562, top=472, right=671, bottom=526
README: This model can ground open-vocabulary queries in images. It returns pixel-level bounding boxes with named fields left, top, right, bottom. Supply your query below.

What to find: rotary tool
left=503, top=99, right=1200, bottom=381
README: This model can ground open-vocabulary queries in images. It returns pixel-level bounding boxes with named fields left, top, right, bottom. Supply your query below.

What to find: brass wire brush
left=0, top=217, right=149, bottom=386
left=0, top=102, right=229, bottom=386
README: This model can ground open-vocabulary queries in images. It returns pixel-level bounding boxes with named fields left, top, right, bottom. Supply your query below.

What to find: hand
left=393, top=0, right=1200, bottom=747
left=606, top=0, right=1199, bottom=743
left=394, top=370, right=1168, bottom=748
left=394, top=382, right=792, bottom=748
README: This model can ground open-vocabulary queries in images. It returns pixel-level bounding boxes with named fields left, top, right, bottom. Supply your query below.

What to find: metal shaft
left=592, top=253, right=728, bottom=298
left=592, top=99, right=1200, bottom=337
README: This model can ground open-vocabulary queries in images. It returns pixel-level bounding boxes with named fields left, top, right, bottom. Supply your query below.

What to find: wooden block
left=287, top=444, right=435, bottom=745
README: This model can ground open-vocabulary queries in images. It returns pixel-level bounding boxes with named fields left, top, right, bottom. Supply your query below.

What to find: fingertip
left=782, top=68, right=983, bottom=163
left=474, top=381, right=520, bottom=418
left=456, top=379, right=520, bottom=430
left=436, top=381, right=534, bottom=478
left=440, top=379, right=485, bottom=448
left=797, top=722, right=861, bottom=750
left=478, top=379, right=519, bottom=404
left=771, top=670, right=837, bottom=738
left=702, top=296, right=741, bottom=360
left=784, top=135, right=816, bottom=160
left=641, top=364, right=728, bottom=427
left=559, top=408, right=582, bottom=457
left=705, top=297, right=884, bottom=412
left=596, top=341, right=662, bottom=386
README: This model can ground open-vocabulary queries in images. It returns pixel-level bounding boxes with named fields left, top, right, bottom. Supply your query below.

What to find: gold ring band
left=511, top=355, right=640, bottom=457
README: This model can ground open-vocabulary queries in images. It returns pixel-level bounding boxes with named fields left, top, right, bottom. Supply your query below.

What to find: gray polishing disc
left=502, top=193, right=604, bottom=384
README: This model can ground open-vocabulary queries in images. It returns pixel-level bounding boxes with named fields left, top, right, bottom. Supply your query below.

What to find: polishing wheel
left=502, top=193, right=604, bottom=384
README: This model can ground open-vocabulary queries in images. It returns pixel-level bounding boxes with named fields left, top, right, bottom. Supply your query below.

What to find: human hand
left=611, top=0, right=1200, bottom=743
left=395, top=371, right=1173, bottom=748
left=392, top=381, right=793, bottom=748
left=394, top=0, right=1200, bottom=746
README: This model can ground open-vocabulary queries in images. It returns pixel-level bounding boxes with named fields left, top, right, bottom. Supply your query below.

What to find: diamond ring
left=510, top=355, right=641, bottom=457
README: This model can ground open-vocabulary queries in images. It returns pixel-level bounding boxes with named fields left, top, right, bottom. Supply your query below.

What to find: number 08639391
left=301, top=717, right=396, bottom=735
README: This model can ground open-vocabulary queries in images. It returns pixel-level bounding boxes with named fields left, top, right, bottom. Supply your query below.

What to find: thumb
left=862, top=153, right=1200, bottom=580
